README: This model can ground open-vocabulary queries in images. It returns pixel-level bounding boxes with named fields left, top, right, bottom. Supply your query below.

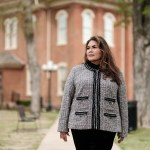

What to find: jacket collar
left=84, top=60, right=100, bottom=71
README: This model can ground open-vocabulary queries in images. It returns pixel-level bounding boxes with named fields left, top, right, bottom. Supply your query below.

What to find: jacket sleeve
left=57, top=68, right=75, bottom=132
left=117, top=72, right=128, bottom=138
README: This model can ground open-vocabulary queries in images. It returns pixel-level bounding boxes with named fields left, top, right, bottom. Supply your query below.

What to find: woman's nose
left=89, top=48, right=94, bottom=52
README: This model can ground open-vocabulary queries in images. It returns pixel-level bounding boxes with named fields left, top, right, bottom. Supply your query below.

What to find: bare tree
left=133, top=0, right=150, bottom=127
left=22, top=0, right=41, bottom=117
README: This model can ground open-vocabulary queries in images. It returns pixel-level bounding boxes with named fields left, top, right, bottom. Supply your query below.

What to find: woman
left=58, top=36, right=128, bottom=150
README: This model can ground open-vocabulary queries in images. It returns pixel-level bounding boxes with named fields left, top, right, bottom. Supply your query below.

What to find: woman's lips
left=88, top=54, right=95, bottom=57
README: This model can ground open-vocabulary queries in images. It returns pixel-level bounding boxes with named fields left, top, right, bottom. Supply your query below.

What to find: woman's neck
left=91, top=61, right=100, bottom=65
left=85, top=60, right=100, bottom=70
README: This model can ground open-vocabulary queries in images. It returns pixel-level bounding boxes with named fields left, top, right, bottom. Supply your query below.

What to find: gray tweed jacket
left=58, top=63, right=128, bottom=137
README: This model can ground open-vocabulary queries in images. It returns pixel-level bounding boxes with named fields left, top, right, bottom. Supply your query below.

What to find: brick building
left=0, top=0, right=133, bottom=109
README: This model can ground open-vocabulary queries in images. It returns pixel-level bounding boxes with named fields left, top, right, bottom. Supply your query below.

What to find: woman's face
left=86, top=40, right=102, bottom=64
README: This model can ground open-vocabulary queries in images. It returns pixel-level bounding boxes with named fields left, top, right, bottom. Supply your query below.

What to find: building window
left=55, top=10, right=68, bottom=45
left=4, top=17, right=18, bottom=50
left=103, top=13, right=116, bottom=47
left=57, top=63, right=67, bottom=96
left=11, top=17, right=18, bottom=49
left=4, top=18, right=11, bottom=49
left=32, top=14, right=37, bottom=32
left=81, top=9, right=95, bottom=44
left=26, top=67, right=32, bottom=96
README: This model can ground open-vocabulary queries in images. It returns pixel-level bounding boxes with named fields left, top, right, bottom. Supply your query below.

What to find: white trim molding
left=103, top=12, right=116, bottom=47
left=26, top=66, right=32, bottom=96
left=4, top=17, right=18, bottom=50
left=57, top=62, right=67, bottom=96
left=81, top=9, right=95, bottom=44
left=55, top=10, right=68, bottom=45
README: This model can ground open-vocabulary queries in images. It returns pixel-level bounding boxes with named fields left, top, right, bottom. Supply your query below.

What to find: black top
left=85, top=60, right=101, bottom=130
left=85, top=60, right=100, bottom=70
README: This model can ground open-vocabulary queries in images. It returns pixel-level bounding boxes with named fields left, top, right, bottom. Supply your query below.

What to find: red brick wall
left=49, top=3, right=134, bottom=108
left=0, top=2, right=134, bottom=109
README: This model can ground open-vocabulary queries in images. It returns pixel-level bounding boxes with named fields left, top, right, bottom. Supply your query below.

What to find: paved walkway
left=38, top=119, right=122, bottom=150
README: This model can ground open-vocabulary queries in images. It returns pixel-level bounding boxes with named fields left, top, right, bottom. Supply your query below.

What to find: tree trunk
left=22, top=0, right=41, bottom=117
left=133, top=0, right=150, bottom=127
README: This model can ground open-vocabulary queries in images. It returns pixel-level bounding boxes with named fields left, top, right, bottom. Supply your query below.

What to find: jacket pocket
left=75, top=111, right=88, bottom=115
left=105, top=97, right=116, bottom=103
left=76, top=96, right=89, bottom=100
left=104, top=113, right=117, bottom=118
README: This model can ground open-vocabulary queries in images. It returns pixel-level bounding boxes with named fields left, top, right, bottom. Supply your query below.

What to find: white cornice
left=0, top=2, right=46, bottom=15
left=0, top=0, right=20, bottom=7
left=0, top=8, right=22, bottom=16
left=0, top=0, right=119, bottom=15
left=49, top=0, right=119, bottom=10
left=0, top=0, right=21, bottom=15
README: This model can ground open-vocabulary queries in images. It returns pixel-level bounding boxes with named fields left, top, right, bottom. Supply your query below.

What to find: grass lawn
left=116, top=128, right=150, bottom=150
left=0, top=109, right=59, bottom=150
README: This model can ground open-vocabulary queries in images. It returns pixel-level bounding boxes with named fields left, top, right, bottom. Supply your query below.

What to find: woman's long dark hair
left=84, top=35, right=121, bottom=85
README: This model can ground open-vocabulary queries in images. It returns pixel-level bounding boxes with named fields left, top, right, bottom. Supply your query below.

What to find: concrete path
left=38, top=119, right=122, bottom=150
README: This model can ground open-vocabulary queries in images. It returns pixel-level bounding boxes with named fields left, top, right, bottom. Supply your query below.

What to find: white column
left=121, top=23, right=125, bottom=75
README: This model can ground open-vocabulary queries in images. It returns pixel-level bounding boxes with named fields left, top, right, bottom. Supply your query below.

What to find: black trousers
left=71, top=129, right=116, bottom=150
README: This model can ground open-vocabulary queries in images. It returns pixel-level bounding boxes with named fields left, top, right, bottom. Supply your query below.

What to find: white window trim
left=57, top=62, right=67, bottom=96
left=4, top=17, right=18, bottom=50
left=81, top=9, right=95, bottom=44
left=26, top=67, right=32, bottom=96
left=11, top=17, right=18, bottom=49
left=103, top=12, right=116, bottom=47
left=4, top=18, right=11, bottom=50
left=32, top=14, right=37, bottom=32
left=55, top=10, right=68, bottom=45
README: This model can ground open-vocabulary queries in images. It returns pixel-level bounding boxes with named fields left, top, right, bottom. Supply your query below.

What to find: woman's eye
left=93, top=46, right=97, bottom=48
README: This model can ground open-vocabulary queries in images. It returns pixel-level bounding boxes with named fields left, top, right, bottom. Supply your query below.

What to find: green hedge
left=16, top=100, right=31, bottom=106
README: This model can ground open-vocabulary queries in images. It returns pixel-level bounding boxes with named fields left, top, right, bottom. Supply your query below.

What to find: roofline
left=0, top=0, right=119, bottom=15
left=48, top=0, right=119, bottom=10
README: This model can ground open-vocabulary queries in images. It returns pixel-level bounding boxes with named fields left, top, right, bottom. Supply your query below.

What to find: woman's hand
left=117, top=136, right=124, bottom=143
left=60, top=132, right=70, bottom=142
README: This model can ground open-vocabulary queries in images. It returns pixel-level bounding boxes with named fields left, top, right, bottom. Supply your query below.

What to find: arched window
left=103, top=13, right=116, bottom=47
left=4, top=18, right=11, bottom=49
left=81, top=9, right=95, bottom=44
left=57, top=62, right=67, bottom=96
left=11, top=17, right=18, bottom=49
left=4, top=17, right=18, bottom=50
left=55, top=10, right=68, bottom=45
